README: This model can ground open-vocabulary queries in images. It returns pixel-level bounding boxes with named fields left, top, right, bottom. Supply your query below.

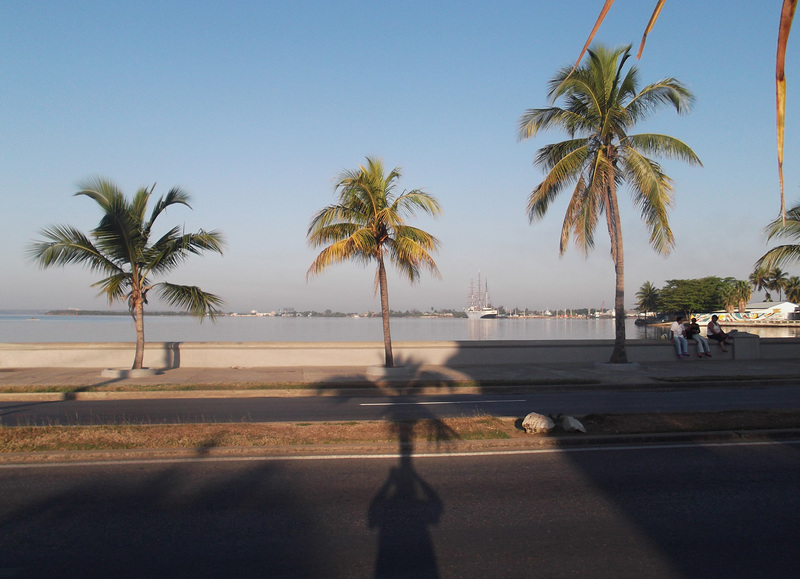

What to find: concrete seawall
left=1, top=333, right=798, bottom=369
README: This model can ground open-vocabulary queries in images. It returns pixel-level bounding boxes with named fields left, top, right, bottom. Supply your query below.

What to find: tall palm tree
left=721, top=283, right=737, bottom=314
left=577, top=0, right=796, bottom=222
left=749, top=266, right=772, bottom=301
left=518, top=44, right=701, bottom=363
left=28, top=178, right=225, bottom=370
left=307, top=157, right=442, bottom=368
left=733, top=279, right=752, bottom=313
left=635, top=281, right=659, bottom=316
left=769, top=266, right=789, bottom=300
left=785, top=276, right=800, bottom=303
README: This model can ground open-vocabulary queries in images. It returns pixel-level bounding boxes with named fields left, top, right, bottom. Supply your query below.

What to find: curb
left=2, top=377, right=798, bottom=401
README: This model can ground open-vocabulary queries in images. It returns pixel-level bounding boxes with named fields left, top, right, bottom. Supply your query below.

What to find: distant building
left=744, top=301, right=798, bottom=320
left=695, top=301, right=799, bottom=323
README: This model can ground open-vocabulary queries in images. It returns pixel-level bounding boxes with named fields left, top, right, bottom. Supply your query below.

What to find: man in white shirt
left=670, top=316, right=689, bottom=358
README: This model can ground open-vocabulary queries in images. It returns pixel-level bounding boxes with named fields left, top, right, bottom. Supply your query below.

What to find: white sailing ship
left=465, top=273, right=498, bottom=319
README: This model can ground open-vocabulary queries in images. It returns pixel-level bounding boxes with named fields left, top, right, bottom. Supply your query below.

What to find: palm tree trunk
left=606, top=183, right=629, bottom=364
left=377, top=256, right=394, bottom=368
left=132, top=289, right=146, bottom=370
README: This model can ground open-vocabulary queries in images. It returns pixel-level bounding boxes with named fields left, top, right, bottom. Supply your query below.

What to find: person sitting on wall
left=707, top=314, right=733, bottom=352
left=686, top=317, right=712, bottom=358
left=670, top=316, right=689, bottom=358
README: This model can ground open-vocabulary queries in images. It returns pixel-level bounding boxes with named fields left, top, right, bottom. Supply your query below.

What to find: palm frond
left=306, top=234, right=376, bottom=279
left=625, top=78, right=695, bottom=123
left=777, top=0, right=797, bottom=222
left=390, top=189, right=442, bottom=220
left=156, top=282, right=224, bottom=319
left=75, top=177, right=123, bottom=212
left=518, top=107, right=593, bottom=140
left=90, top=272, right=130, bottom=305
left=572, top=0, right=616, bottom=72
left=756, top=244, right=800, bottom=271
left=620, top=148, right=675, bottom=255
left=389, top=226, right=442, bottom=282
left=763, top=204, right=800, bottom=241
left=528, top=144, right=590, bottom=223
left=146, top=228, right=225, bottom=276
left=622, top=134, right=702, bottom=166
left=28, top=224, right=121, bottom=275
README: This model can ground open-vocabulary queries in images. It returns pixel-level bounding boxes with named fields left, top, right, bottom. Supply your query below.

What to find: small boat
left=465, top=273, right=498, bottom=319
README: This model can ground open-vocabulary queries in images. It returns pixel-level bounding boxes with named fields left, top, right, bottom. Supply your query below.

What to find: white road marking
left=3, top=440, right=798, bottom=469
left=360, top=399, right=526, bottom=406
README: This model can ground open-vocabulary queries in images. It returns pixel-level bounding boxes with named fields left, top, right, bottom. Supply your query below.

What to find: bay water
left=1, top=314, right=797, bottom=343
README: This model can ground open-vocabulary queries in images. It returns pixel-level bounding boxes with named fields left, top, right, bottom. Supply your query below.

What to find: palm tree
left=577, top=0, right=796, bottom=221
left=720, top=283, right=737, bottom=314
left=517, top=44, right=701, bottom=363
left=749, top=266, right=772, bottom=301
left=769, top=266, right=789, bottom=301
left=785, top=276, right=800, bottom=303
left=757, top=204, right=800, bottom=273
left=28, top=178, right=225, bottom=370
left=733, top=279, right=752, bottom=313
left=635, top=281, right=659, bottom=316
left=307, top=157, right=442, bottom=368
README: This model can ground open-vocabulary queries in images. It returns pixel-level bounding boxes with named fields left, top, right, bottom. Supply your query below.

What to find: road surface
left=2, top=440, right=799, bottom=577
left=2, top=385, right=800, bottom=425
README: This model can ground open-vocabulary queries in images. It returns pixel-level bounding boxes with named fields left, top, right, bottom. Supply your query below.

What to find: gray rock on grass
left=522, top=412, right=555, bottom=434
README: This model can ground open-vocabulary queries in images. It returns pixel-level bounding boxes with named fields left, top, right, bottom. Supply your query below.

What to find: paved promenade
left=2, top=357, right=800, bottom=397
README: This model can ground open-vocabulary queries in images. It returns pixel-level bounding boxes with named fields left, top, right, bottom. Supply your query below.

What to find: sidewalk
left=2, top=357, right=800, bottom=399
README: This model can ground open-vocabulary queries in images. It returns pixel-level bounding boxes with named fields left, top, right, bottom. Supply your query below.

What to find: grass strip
left=2, top=410, right=800, bottom=455
left=0, top=416, right=514, bottom=453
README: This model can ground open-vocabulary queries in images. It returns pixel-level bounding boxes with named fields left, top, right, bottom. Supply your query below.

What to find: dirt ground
left=2, top=410, right=799, bottom=458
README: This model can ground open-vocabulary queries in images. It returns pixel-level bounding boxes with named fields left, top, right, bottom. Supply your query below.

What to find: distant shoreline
left=44, top=310, right=190, bottom=317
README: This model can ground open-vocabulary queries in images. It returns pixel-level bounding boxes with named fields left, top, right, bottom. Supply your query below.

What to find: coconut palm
left=635, top=281, right=660, bottom=316
left=733, top=279, right=752, bottom=313
left=785, top=276, right=800, bottom=303
left=518, top=44, right=701, bottom=363
left=578, top=0, right=796, bottom=221
left=720, top=283, right=737, bottom=314
left=307, top=157, right=441, bottom=368
left=750, top=266, right=773, bottom=301
left=769, top=266, right=789, bottom=301
left=28, top=178, right=225, bottom=370
left=756, top=205, right=800, bottom=301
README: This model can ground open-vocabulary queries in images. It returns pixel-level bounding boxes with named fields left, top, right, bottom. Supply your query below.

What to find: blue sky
left=1, top=0, right=798, bottom=313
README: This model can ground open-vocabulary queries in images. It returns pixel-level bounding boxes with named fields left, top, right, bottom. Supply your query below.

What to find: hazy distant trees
left=307, top=157, right=441, bottom=368
left=28, top=178, right=225, bottom=369
left=656, top=277, right=734, bottom=317
left=517, top=44, right=700, bottom=363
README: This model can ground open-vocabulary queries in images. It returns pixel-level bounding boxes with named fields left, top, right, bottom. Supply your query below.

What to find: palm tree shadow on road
left=313, top=358, right=458, bottom=578
left=368, top=414, right=451, bottom=579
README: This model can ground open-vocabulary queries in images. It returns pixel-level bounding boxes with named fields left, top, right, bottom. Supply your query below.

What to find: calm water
left=1, top=314, right=797, bottom=343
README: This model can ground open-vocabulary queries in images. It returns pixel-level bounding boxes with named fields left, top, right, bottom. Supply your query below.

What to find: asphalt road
left=3, top=385, right=800, bottom=425
left=2, top=440, right=799, bottom=577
